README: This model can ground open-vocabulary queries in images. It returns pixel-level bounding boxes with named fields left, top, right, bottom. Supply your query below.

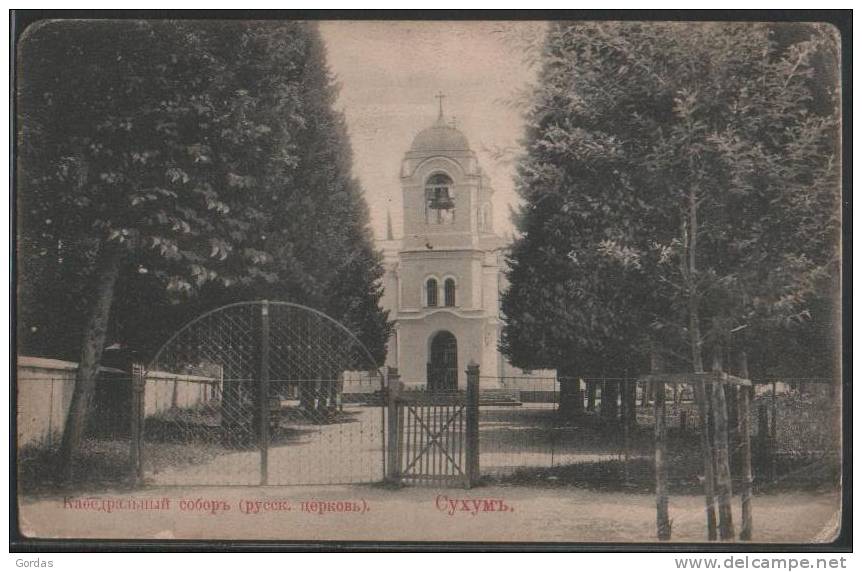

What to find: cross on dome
left=435, top=91, right=446, bottom=120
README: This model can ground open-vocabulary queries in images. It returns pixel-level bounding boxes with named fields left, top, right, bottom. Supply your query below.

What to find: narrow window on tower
left=426, top=278, right=438, bottom=307
left=444, top=278, right=456, bottom=307
left=425, top=173, right=455, bottom=224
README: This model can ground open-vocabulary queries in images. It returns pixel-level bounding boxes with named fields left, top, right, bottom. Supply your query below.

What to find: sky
left=318, top=21, right=545, bottom=240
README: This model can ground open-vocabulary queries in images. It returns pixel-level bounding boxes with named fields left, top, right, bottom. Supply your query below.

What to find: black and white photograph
left=11, top=12, right=849, bottom=548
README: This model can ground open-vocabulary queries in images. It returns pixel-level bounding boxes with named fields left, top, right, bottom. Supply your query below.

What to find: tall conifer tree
left=501, top=22, right=840, bottom=379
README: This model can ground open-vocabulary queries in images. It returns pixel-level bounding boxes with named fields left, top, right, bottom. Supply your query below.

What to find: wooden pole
left=737, top=352, right=754, bottom=541
left=758, top=403, right=770, bottom=461
left=695, top=377, right=718, bottom=540
left=727, top=385, right=739, bottom=457
left=600, top=375, right=607, bottom=418
left=711, top=354, right=736, bottom=540
left=652, top=352, right=671, bottom=540
left=694, top=380, right=718, bottom=540
left=386, top=367, right=402, bottom=483
left=258, top=301, right=270, bottom=485
left=129, top=363, right=145, bottom=484
left=770, top=381, right=778, bottom=483
left=623, top=377, right=631, bottom=485
left=465, top=362, right=480, bottom=488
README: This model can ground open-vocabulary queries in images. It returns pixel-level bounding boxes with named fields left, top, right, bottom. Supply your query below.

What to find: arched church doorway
left=428, top=331, right=458, bottom=392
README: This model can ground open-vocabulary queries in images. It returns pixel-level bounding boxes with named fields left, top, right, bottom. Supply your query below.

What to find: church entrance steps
left=479, top=389, right=523, bottom=407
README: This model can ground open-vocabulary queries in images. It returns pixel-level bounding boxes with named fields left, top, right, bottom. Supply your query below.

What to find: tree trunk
left=603, top=381, right=619, bottom=421
left=694, top=379, right=718, bottom=540
left=559, top=376, right=582, bottom=417
left=573, top=377, right=584, bottom=414
left=628, top=380, right=637, bottom=425
left=684, top=183, right=717, bottom=540
left=59, top=244, right=123, bottom=481
left=299, top=382, right=316, bottom=411
left=621, top=380, right=636, bottom=427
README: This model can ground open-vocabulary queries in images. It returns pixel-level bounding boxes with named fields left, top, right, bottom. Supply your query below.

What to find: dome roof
left=410, top=119, right=471, bottom=154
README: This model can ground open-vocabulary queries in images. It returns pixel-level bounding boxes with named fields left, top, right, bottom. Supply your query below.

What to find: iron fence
left=17, top=352, right=840, bottom=494
left=139, top=301, right=386, bottom=486
left=475, top=375, right=840, bottom=491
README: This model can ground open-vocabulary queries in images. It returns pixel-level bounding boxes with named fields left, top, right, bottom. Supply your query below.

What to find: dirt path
left=146, top=404, right=633, bottom=486
left=18, top=484, right=841, bottom=543
left=39, top=404, right=838, bottom=543
left=147, top=405, right=385, bottom=486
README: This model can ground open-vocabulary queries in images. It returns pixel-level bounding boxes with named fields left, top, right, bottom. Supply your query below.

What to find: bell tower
left=399, top=97, right=494, bottom=252
left=382, top=98, right=505, bottom=390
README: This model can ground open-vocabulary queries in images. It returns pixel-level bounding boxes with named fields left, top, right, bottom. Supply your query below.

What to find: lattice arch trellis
left=134, top=300, right=386, bottom=486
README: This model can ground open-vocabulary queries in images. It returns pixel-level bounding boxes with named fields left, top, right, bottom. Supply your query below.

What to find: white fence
left=16, top=357, right=125, bottom=448
left=16, top=356, right=219, bottom=448
left=142, top=370, right=221, bottom=417
left=341, top=370, right=383, bottom=401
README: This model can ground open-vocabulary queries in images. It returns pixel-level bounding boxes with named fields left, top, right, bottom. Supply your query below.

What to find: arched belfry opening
left=425, top=173, right=455, bottom=224
left=428, top=331, right=458, bottom=392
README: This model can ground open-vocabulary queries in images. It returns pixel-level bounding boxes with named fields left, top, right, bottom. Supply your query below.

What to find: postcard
left=13, top=16, right=846, bottom=547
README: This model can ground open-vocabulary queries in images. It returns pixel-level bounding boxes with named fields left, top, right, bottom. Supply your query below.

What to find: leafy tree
left=18, top=21, right=392, bottom=476
left=18, top=21, right=304, bottom=477
left=501, top=22, right=840, bottom=381
left=236, top=28, right=392, bottom=363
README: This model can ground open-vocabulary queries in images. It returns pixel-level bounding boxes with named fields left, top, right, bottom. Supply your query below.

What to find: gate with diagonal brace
left=385, top=364, right=480, bottom=488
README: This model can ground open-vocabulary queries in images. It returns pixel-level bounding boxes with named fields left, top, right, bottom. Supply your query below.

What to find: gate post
left=129, top=363, right=145, bottom=484
left=386, top=367, right=402, bottom=483
left=259, top=301, right=270, bottom=485
left=465, top=361, right=480, bottom=489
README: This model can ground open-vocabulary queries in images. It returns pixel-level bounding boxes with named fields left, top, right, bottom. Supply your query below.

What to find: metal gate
left=132, top=301, right=385, bottom=486
left=386, top=365, right=480, bottom=487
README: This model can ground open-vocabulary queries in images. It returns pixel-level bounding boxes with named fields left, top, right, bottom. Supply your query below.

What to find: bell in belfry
left=428, top=188, right=455, bottom=211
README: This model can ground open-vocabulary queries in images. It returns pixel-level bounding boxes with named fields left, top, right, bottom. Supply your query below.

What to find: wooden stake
left=258, top=301, right=270, bottom=485
left=737, top=352, right=754, bottom=541
left=770, top=381, right=778, bottom=483
left=652, top=352, right=671, bottom=540
left=129, top=363, right=145, bottom=484
left=695, top=379, right=718, bottom=540
left=711, top=355, right=736, bottom=540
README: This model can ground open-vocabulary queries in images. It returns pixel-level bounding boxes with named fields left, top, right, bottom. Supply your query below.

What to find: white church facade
left=378, top=105, right=554, bottom=390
